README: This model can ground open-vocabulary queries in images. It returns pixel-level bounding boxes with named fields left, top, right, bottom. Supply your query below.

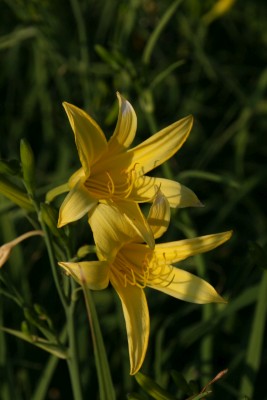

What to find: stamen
left=113, top=249, right=175, bottom=290
left=86, top=167, right=136, bottom=200
left=106, top=171, right=115, bottom=195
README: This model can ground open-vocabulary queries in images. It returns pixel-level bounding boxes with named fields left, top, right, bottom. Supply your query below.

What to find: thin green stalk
left=195, top=254, right=213, bottom=385
left=39, top=216, right=68, bottom=311
left=83, top=288, right=116, bottom=400
left=142, top=0, right=184, bottom=65
left=66, top=283, right=83, bottom=400
left=139, top=90, right=173, bottom=180
left=179, top=211, right=214, bottom=384
left=32, top=326, right=67, bottom=400
left=239, top=270, right=267, bottom=398
left=69, top=0, right=90, bottom=106
left=37, top=209, right=83, bottom=399
left=0, top=303, right=12, bottom=400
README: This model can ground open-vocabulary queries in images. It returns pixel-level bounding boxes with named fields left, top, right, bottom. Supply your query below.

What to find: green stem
left=180, top=212, right=213, bottom=384
left=0, top=303, right=12, bottom=400
left=38, top=211, right=83, bottom=399
left=21, top=161, right=83, bottom=399
left=39, top=216, right=68, bottom=311
left=69, top=0, right=90, bottom=106
left=239, top=270, right=267, bottom=398
left=83, top=288, right=115, bottom=400
left=32, top=326, right=67, bottom=400
left=140, top=90, right=173, bottom=180
left=66, top=283, right=83, bottom=400
left=142, top=0, right=183, bottom=65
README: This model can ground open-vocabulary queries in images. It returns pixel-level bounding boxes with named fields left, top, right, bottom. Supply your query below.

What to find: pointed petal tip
left=223, top=229, right=233, bottom=241
left=62, top=101, right=71, bottom=110
left=116, top=91, right=125, bottom=103
left=130, top=367, right=139, bottom=376
left=57, top=219, right=65, bottom=229
left=57, top=213, right=65, bottom=228
left=212, top=290, right=228, bottom=304
left=184, top=114, right=194, bottom=126
left=193, top=199, right=205, bottom=208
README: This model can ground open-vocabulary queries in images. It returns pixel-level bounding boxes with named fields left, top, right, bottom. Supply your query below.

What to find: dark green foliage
left=1, top=0, right=267, bottom=399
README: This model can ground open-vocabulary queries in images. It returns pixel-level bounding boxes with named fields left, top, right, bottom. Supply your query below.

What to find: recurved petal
left=58, top=182, right=98, bottom=227
left=147, top=190, right=170, bottom=239
left=152, top=267, right=226, bottom=304
left=63, top=102, right=108, bottom=176
left=131, top=175, right=202, bottom=208
left=129, top=115, right=193, bottom=176
left=58, top=261, right=110, bottom=290
left=108, top=93, right=137, bottom=154
left=154, top=231, right=233, bottom=264
left=111, top=271, right=150, bottom=375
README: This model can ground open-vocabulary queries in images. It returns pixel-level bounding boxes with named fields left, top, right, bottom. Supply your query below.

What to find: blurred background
left=1, top=0, right=267, bottom=399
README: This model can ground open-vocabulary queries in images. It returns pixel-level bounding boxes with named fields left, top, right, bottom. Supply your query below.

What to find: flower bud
left=20, top=138, right=35, bottom=195
left=0, top=174, right=34, bottom=211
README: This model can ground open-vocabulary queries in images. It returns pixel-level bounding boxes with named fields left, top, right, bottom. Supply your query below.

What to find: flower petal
left=58, top=261, right=110, bottom=290
left=147, top=191, right=170, bottom=239
left=151, top=267, right=225, bottom=304
left=107, top=93, right=137, bottom=154
left=111, top=271, right=150, bottom=375
left=116, top=200, right=155, bottom=249
left=63, top=102, right=108, bottom=176
left=89, top=200, right=154, bottom=261
left=129, top=115, right=193, bottom=176
left=131, top=175, right=202, bottom=208
left=154, top=231, right=232, bottom=264
left=89, top=202, right=138, bottom=261
left=68, top=167, right=86, bottom=188
left=58, top=182, right=98, bottom=227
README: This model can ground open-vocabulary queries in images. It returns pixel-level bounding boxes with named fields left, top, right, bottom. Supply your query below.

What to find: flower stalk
left=39, top=216, right=83, bottom=399
left=82, top=287, right=116, bottom=400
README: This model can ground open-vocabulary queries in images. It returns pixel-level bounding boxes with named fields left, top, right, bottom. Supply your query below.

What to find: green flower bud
left=0, top=174, right=34, bottom=211
left=20, top=138, right=35, bottom=195
left=21, top=321, right=32, bottom=338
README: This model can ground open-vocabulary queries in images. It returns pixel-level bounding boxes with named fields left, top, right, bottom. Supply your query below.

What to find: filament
left=113, top=248, right=174, bottom=289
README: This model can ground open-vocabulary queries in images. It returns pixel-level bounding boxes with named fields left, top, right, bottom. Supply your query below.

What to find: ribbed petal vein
left=131, top=175, right=201, bottom=208
left=58, top=182, right=98, bottom=227
left=151, top=267, right=226, bottom=304
left=63, top=102, right=107, bottom=176
left=89, top=202, right=138, bottom=261
left=147, top=190, right=170, bottom=239
left=58, top=261, right=110, bottom=290
left=154, top=231, right=233, bottom=264
left=111, top=272, right=150, bottom=375
left=108, top=92, right=137, bottom=154
left=129, top=115, right=193, bottom=176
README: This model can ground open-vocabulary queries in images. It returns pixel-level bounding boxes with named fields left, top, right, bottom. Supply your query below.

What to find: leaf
left=0, top=326, right=67, bottom=359
left=135, top=372, right=177, bottom=400
left=127, top=393, right=148, bottom=400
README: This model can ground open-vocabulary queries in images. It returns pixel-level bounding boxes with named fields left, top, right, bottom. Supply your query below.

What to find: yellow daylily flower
left=59, top=194, right=232, bottom=375
left=57, top=93, right=201, bottom=246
